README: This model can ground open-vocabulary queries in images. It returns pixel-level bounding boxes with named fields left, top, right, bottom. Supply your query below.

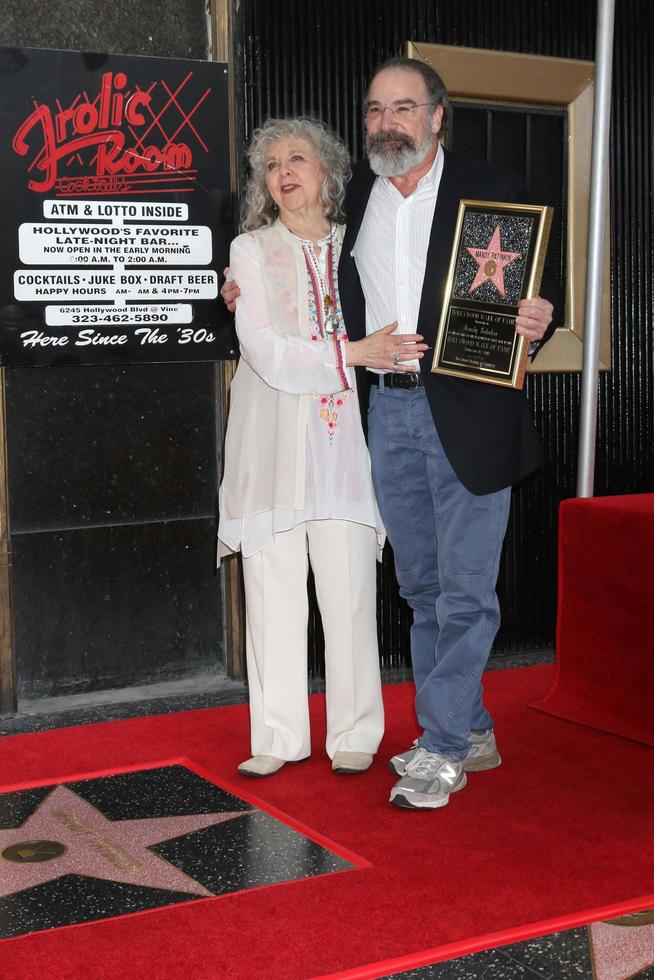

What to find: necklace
left=302, top=228, right=342, bottom=337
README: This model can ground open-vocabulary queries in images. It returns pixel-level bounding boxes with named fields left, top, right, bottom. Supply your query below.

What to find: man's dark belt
left=368, top=371, right=424, bottom=390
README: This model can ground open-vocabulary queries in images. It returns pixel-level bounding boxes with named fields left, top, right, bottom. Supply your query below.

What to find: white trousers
left=241, top=520, right=384, bottom=761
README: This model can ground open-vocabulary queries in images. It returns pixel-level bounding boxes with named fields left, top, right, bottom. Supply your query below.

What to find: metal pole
left=576, top=0, right=616, bottom=497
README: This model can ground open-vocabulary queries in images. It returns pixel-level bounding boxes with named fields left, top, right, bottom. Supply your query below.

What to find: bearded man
left=337, top=57, right=560, bottom=810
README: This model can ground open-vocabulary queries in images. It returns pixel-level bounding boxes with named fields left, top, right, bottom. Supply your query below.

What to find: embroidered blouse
left=218, top=220, right=383, bottom=559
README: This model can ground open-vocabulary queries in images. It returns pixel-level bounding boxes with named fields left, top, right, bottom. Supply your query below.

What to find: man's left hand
left=515, top=297, right=553, bottom=344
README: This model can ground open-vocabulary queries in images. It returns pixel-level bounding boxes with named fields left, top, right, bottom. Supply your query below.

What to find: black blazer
left=338, top=149, right=563, bottom=495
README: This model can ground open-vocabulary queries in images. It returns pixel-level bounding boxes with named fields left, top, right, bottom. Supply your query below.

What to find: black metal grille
left=449, top=101, right=568, bottom=302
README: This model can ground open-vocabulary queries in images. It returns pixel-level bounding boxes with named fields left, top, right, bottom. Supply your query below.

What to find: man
left=340, top=56, right=559, bottom=811
left=223, top=57, right=560, bottom=811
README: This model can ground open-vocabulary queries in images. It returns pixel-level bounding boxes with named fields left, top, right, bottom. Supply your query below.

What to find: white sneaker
left=388, top=739, right=419, bottom=776
left=464, top=729, right=501, bottom=772
left=389, top=729, right=501, bottom=776
left=389, top=748, right=466, bottom=810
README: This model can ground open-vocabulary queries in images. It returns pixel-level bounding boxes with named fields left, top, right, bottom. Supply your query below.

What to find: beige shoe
left=332, top=751, right=373, bottom=774
left=238, top=755, right=287, bottom=777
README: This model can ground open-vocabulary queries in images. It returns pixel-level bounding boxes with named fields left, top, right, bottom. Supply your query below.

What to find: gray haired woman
left=218, top=118, right=388, bottom=777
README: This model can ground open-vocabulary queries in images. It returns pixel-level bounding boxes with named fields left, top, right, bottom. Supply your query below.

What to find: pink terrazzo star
left=0, top=784, right=248, bottom=899
left=466, top=224, right=521, bottom=297
left=589, top=915, right=654, bottom=980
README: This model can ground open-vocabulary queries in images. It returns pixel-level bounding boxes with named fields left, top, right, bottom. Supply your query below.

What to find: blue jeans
left=368, top=383, right=511, bottom=760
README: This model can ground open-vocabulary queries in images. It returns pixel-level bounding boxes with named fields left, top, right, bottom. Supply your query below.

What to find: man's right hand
left=221, top=268, right=240, bottom=312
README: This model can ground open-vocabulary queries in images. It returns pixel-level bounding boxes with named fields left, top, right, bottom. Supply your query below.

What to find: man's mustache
left=367, top=131, right=415, bottom=152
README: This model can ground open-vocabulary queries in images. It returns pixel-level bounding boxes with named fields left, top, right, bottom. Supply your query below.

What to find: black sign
left=0, top=47, right=236, bottom=366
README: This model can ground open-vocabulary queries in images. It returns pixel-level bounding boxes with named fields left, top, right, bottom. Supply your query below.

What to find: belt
left=369, top=371, right=424, bottom=390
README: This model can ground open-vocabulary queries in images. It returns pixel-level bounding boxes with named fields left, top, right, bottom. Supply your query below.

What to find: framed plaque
left=431, top=200, right=553, bottom=389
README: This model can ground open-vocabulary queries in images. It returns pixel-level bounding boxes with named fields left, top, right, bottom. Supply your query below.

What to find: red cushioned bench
left=532, top=493, right=654, bottom=747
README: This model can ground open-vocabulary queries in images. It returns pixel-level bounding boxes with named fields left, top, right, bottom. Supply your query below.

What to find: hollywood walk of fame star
left=589, top=912, right=654, bottom=980
left=0, top=784, right=249, bottom=899
left=466, top=224, right=522, bottom=297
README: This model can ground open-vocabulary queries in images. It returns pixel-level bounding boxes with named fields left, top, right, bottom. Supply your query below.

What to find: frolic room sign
left=0, top=47, right=234, bottom=366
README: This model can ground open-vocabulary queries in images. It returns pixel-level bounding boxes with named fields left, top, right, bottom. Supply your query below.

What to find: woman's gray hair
left=241, top=117, right=351, bottom=230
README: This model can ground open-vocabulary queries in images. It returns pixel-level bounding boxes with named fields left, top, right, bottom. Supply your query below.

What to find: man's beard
left=366, top=127, right=435, bottom=177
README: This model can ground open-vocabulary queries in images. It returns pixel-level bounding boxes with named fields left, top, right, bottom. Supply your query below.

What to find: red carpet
left=1, top=665, right=654, bottom=979
left=532, top=494, right=654, bottom=747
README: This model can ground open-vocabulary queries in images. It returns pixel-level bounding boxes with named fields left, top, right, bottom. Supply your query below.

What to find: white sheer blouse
left=218, top=220, right=383, bottom=559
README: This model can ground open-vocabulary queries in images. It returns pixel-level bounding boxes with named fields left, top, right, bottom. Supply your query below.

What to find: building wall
left=2, top=0, right=652, bottom=696
left=2, top=0, right=225, bottom=698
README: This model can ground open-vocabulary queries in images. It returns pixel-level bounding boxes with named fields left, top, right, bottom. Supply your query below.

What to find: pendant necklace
left=304, top=228, right=342, bottom=338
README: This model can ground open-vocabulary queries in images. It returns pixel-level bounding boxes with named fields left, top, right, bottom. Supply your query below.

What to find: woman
left=218, top=118, right=425, bottom=778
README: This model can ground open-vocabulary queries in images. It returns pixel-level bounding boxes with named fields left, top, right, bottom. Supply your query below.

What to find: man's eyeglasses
left=365, top=102, right=434, bottom=120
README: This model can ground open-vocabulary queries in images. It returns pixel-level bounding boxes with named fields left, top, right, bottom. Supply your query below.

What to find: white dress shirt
left=352, top=148, right=444, bottom=371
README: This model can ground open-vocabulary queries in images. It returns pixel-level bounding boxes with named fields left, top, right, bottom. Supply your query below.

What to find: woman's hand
left=345, top=322, right=429, bottom=372
left=221, top=267, right=240, bottom=312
